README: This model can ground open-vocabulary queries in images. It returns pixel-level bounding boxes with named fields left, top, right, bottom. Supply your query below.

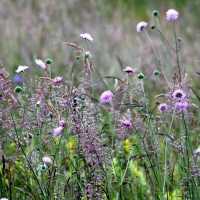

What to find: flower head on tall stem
left=15, top=65, right=28, bottom=73
left=12, top=74, right=22, bottom=83
left=53, top=76, right=63, bottom=84
left=175, top=101, right=188, bottom=111
left=35, top=59, right=46, bottom=69
left=166, top=9, right=179, bottom=20
left=122, top=120, right=132, bottom=127
left=42, top=156, right=52, bottom=164
left=123, top=66, right=135, bottom=73
left=172, top=89, right=186, bottom=101
left=100, top=90, right=113, bottom=103
left=136, top=21, right=148, bottom=32
left=53, top=126, right=63, bottom=137
left=80, top=33, right=93, bottom=42
left=158, top=103, right=168, bottom=112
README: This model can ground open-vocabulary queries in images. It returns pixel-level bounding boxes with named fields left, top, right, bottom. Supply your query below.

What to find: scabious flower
left=42, top=156, right=52, bottom=164
left=172, top=89, right=186, bottom=101
left=53, top=126, right=63, bottom=137
left=175, top=101, right=188, bottom=111
left=12, top=74, right=22, bottom=83
left=15, top=65, right=28, bottom=73
left=100, top=90, right=113, bottom=103
left=166, top=9, right=179, bottom=20
left=80, top=33, right=93, bottom=42
left=59, top=118, right=67, bottom=127
left=193, top=148, right=200, bottom=157
left=158, top=103, right=168, bottom=112
left=53, top=76, right=63, bottom=84
left=123, top=66, right=135, bottom=73
left=136, top=21, right=148, bottom=32
left=35, top=59, right=46, bottom=69
left=122, top=120, right=132, bottom=127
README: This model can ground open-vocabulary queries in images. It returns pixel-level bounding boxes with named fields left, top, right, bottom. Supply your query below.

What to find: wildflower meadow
left=0, top=6, right=200, bottom=200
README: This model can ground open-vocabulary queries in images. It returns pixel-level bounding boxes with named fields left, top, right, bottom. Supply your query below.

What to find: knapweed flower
left=53, top=76, right=63, bottom=84
left=15, top=65, right=28, bottom=73
left=35, top=59, right=46, bottom=69
left=136, top=21, right=148, bottom=32
left=172, top=89, right=186, bottom=101
left=123, top=66, right=135, bottom=73
left=175, top=101, right=188, bottom=111
left=80, top=33, right=93, bottom=42
left=12, top=74, right=22, bottom=83
left=42, top=156, right=52, bottom=164
left=166, top=9, right=179, bottom=20
left=158, top=103, right=168, bottom=112
left=100, top=90, right=113, bottom=103
left=122, top=120, right=132, bottom=127
left=53, top=126, right=63, bottom=137
left=59, top=118, right=67, bottom=127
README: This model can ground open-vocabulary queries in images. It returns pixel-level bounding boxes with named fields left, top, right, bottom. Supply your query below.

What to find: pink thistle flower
left=136, top=21, right=148, bottom=32
left=42, top=156, right=52, bottom=164
left=80, top=33, right=93, bottom=42
left=122, top=120, right=132, bottom=127
left=35, top=59, right=46, bottom=69
left=158, top=103, right=168, bottom=112
left=53, top=76, right=63, bottom=84
left=172, top=89, right=186, bottom=101
left=123, top=66, right=135, bottom=73
left=59, top=119, right=67, bottom=127
left=53, top=126, right=63, bottom=137
left=166, top=9, right=179, bottom=20
left=175, top=101, right=188, bottom=111
left=100, top=90, right=113, bottom=103
left=15, top=65, right=28, bottom=73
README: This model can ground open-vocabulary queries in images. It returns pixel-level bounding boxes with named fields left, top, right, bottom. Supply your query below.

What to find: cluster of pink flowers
left=172, top=89, right=188, bottom=111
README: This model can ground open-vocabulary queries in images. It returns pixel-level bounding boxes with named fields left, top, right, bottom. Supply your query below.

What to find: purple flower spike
left=100, top=90, right=113, bottom=103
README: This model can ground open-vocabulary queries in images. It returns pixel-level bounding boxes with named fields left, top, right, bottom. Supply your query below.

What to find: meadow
left=0, top=1, right=200, bottom=200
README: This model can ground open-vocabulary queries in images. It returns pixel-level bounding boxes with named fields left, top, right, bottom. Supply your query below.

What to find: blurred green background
left=0, top=0, right=200, bottom=79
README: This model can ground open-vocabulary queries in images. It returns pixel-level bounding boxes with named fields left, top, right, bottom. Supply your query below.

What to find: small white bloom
left=15, top=65, right=28, bottom=73
left=0, top=198, right=8, bottom=200
left=166, top=9, right=179, bottom=20
left=80, top=33, right=93, bottom=42
left=136, top=21, right=148, bottom=33
left=35, top=59, right=46, bottom=69
left=42, top=156, right=52, bottom=164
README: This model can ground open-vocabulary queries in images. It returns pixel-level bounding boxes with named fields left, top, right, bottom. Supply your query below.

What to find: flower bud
left=45, top=58, right=52, bottom=64
left=14, top=86, right=23, bottom=93
left=137, top=73, right=145, bottom=79
left=152, top=10, right=160, bottom=17
left=153, top=70, right=160, bottom=76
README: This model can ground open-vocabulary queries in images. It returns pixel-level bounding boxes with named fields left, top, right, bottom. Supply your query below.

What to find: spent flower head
left=136, top=21, right=148, bottom=33
left=172, top=89, right=186, bottom=101
left=100, top=90, right=113, bottom=103
left=15, top=65, right=28, bottom=73
left=158, top=103, right=168, bottom=112
left=166, top=9, right=179, bottom=20
left=123, top=66, right=135, bottom=73
left=80, top=33, right=93, bottom=42
left=54, top=126, right=63, bottom=137
left=84, top=51, right=92, bottom=59
left=35, top=59, right=46, bottom=69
